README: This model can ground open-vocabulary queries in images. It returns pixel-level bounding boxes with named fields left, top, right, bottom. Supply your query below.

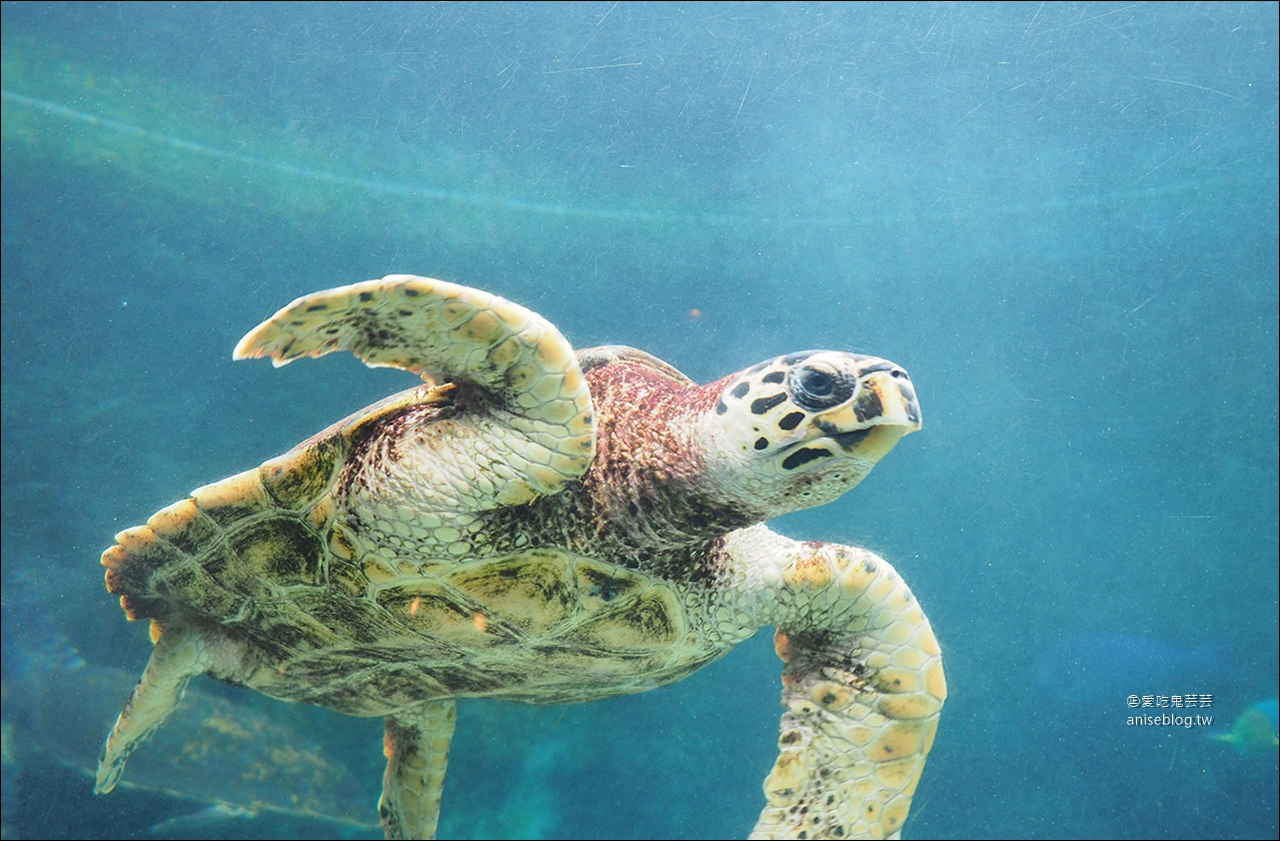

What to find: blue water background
left=2, top=2, right=1277, bottom=838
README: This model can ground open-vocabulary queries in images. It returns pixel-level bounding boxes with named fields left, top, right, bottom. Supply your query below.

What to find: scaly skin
left=235, top=275, right=596, bottom=507
left=725, top=529, right=946, bottom=840
left=380, top=700, right=456, bottom=840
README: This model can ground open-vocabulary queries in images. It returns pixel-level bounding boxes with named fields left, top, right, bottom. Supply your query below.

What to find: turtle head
left=704, top=351, right=921, bottom=516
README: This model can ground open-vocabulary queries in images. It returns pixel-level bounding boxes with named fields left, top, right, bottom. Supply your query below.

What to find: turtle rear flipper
left=234, top=275, right=595, bottom=507
left=95, top=623, right=232, bottom=795
left=379, top=700, right=456, bottom=840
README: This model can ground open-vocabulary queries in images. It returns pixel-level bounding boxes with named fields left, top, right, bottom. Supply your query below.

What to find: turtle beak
left=814, top=366, right=922, bottom=462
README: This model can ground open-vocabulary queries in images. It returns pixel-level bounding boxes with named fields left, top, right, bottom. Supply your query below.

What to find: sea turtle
left=95, top=275, right=946, bottom=840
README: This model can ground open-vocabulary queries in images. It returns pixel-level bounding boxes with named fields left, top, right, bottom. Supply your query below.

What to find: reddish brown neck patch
left=577, top=362, right=751, bottom=548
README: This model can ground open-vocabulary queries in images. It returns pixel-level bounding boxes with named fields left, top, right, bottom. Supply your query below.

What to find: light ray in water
left=3, top=78, right=1250, bottom=234
left=2, top=89, right=673, bottom=224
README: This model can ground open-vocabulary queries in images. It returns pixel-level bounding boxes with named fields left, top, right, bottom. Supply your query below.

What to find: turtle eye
left=788, top=365, right=854, bottom=411
left=799, top=368, right=834, bottom=397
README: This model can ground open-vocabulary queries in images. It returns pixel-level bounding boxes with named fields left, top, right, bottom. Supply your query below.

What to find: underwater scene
left=2, top=2, right=1277, bottom=839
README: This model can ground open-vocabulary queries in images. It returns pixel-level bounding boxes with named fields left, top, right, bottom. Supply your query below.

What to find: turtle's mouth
left=828, top=428, right=873, bottom=448
left=777, top=423, right=909, bottom=465
left=834, top=423, right=913, bottom=462
left=772, top=420, right=913, bottom=475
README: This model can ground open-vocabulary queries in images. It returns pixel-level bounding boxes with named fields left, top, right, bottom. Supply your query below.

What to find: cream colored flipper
left=95, top=623, right=220, bottom=795
left=727, top=528, right=946, bottom=840
left=380, top=700, right=457, bottom=840
left=234, top=275, right=596, bottom=505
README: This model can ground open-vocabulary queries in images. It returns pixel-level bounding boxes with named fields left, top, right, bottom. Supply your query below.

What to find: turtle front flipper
left=380, top=700, right=457, bottom=840
left=234, top=275, right=595, bottom=505
left=94, top=622, right=218, bottom=795
left=735, top=531, right=946, bottom=840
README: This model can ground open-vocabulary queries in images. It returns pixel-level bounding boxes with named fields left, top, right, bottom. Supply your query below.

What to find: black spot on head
left=403, top=287, right=420, bottom=297
left=853, top=389, right=885, bottom=423
left=715, top=401, right=728, bottom=415
left=754, top=437, right=770, bottom=451
left=750, top=392, right=788, bottom=415
left=305, top=303, right=329, bottom=312
left=781, top=447, right=834, bottom=471
left=730, top=381, right=751, bottom=400
left=762, top=370, right=786, bottom=384
left=359, top=291, right=375, bottom=302
left=778, top=411, right=805, bottom=430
